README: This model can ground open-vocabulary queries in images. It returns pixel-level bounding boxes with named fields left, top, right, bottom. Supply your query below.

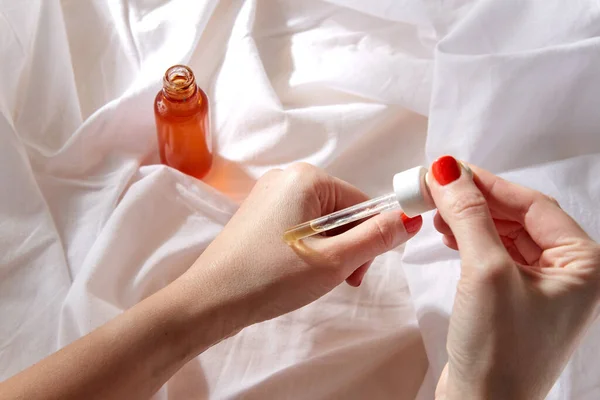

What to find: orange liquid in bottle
left=154, top=65, right=212, bottom=180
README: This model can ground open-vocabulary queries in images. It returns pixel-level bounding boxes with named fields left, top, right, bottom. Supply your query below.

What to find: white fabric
left=1, top=0, right=599, bottom=399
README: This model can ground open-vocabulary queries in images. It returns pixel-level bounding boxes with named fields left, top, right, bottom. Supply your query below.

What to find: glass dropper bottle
left=154, top=65, right=212, bottom=180
left=283, top=166, right=435, bottom=243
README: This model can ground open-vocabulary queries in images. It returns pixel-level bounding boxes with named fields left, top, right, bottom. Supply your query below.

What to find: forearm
left=0, top=275, right=240, bottom=400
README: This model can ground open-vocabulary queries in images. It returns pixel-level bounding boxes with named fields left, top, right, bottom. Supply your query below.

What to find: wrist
left=156, top=271, right=248, bottom=360
left=445, top=365, right=534, bottom=400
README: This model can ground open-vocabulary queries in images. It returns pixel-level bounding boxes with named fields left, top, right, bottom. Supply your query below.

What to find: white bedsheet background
left=1, top=0, right=599, bottom=399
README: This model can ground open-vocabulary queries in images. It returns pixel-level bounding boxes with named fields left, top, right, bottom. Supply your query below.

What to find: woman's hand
left=181, top=162, right=423, bottom=331
left=429, top=156, right=600, bottom=400
left=0, top=163, right=421, bottom=400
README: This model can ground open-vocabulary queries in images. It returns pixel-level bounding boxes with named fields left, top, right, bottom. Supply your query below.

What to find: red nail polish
left=431, top=155, right=461, bottom=185
left=402, top=213, right=423, bottom=234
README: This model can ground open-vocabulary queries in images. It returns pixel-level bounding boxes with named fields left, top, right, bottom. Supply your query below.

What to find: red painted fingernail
left=431, top=155, right=461, bottom=185
left=402, top=213, right=423, bottom=234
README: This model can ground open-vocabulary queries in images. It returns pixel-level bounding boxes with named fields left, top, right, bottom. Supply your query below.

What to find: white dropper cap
left=392, top=166, right=435, bottom=217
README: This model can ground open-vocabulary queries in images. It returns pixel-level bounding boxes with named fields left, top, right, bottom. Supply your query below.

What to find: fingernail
left=402, top=213, right=423, bottom=234
left=458, top=160, right=473, bottom=178
left=431, top=155, right=461, bottom=185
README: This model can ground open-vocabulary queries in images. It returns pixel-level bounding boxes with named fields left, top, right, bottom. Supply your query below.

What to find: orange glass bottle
left=154, top=65, right=212, bottom=180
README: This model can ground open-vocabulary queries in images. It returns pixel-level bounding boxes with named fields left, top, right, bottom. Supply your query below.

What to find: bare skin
left=1, top=159, right=598, bottom=400
left=430, top=162, right=600, bottom=400
left=0, top=163, right=421, bottom=400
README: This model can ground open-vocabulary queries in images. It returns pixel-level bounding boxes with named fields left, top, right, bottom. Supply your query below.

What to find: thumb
left=428, top=156, right=509, bottom=268
left=320, top=209, right=423, bottom=269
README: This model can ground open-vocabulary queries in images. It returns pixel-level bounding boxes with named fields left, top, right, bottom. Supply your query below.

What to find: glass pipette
left=283, top=166, right=435, bottom=243
left=283, top=193, right=400, bottom=242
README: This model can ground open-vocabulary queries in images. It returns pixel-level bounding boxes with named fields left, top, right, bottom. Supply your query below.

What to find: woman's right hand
left=428, top=156, right=600, bottom=400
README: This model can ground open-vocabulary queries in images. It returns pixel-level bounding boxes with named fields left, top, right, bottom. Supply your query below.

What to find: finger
left=443, top=235, right=458, bottom=251
left=437, top=212, right=532, bottom=239
left=436, top=211, right=541, bottom=262
left=346, top=261, right=373, bottom=287
left=493, top=219, right=521, bottom=235
left=328, top=175, right=371, bottom=211
left=468, top=164, right=591, bottom=249
left=436, top=213, right=523, bottom=238
left=434, top=212, right=452, bottom=236
left=428, top=156, right=510, bottom=269
left=316, top=210, right=422, bottom=268
left=447, top=231, right=533, bottom=265
left=503, top=238, right=528, bottom=265
left=494, top=220, right=542, bottom=265
left=321, top=218, right=365, bottom=237
left=513, top=231, right=542, bottom=265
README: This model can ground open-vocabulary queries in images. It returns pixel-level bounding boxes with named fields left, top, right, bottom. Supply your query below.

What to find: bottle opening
left=163, top=65, right=197, bottom=100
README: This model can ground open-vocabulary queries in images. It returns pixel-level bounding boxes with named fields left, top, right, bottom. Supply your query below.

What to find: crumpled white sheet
left=1, top=0, right=599, bottom=399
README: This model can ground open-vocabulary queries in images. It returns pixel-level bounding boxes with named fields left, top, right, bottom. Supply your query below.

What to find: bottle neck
left=162, top=65, right=197, bottom=101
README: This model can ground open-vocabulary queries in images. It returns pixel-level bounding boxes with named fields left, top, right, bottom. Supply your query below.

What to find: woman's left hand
left=0, top=163, right=421, bottom=400
left=181, top=163, right=423, bottom=332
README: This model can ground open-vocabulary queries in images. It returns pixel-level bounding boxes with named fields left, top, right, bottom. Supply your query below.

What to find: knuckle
left=287, top=162, right=317, bottom=176
left=284, top=163, right=319, bottom=187
left=470, top=253, right=513, bottom=286
left=372, top=218, right=396, bottom=251
left=447, top=190, right=489, bottom=220
left=320, top=247, right=345, bottom=272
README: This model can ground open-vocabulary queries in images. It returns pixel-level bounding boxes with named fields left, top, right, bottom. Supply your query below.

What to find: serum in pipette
left=283, top=166, right=435, bottom=243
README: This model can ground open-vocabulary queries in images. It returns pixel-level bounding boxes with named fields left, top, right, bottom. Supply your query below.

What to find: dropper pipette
left=283, top=166, right=435, bottom=243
